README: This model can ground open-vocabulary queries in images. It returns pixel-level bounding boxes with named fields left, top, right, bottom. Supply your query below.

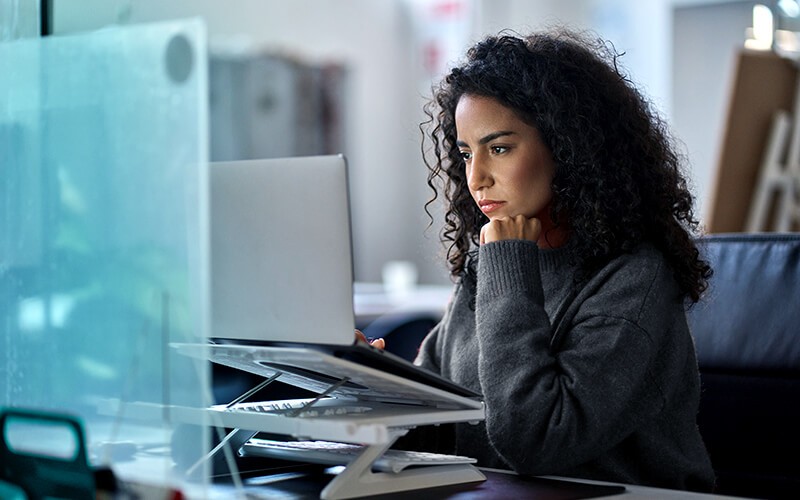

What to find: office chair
left=361, top=312, right=439, bottom=362
left=687, top=233, right=800, bottom=499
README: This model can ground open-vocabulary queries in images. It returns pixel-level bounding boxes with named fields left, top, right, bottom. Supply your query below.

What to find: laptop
left=185, top=155, right=482, bottom=413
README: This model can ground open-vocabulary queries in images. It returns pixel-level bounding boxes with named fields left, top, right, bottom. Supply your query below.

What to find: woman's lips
left=478, top=200, right=505, bottom=214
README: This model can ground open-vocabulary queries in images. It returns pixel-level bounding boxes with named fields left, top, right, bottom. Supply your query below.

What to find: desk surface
left=353, top=282, right=452, bottom=323
left=192, top=465, right=743, bottom=499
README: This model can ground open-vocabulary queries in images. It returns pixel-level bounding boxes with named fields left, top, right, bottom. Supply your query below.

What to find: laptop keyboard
left=226, top=400, right=373, bottom=418
left=241, top=438, right=476, bottom=473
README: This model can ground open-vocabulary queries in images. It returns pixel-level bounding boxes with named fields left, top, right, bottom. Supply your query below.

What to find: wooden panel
left=706, top=50, right=797, bottom=233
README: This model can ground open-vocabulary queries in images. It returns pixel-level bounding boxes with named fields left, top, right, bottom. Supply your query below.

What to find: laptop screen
left=210, top=155, right=356, bottom=346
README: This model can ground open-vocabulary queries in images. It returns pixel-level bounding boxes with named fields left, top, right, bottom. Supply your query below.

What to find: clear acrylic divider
left=0, top=18, right=213, bottom=494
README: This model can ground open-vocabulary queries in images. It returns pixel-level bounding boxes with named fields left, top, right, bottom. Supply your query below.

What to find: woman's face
left=455, top=94, right=556, bottom=225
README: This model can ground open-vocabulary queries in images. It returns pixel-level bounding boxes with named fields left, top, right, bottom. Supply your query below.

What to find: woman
left=412, top=29, right=715, bottom=491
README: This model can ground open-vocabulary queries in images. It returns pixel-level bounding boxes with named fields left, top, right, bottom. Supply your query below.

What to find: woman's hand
left=480, top=215, right=542, bottom=245
left=355, top=329, right=385, bottom=350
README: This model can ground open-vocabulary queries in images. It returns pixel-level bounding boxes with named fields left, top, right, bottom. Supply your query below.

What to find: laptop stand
left=192, top=372, right=485, bottom=499
left=102, top=346, right=487, bottom=499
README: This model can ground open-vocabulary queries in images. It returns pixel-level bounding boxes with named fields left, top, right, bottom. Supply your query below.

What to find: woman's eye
left=491, top=146, right=508, bottom=154
left=459, top=150, right=472, bottom=161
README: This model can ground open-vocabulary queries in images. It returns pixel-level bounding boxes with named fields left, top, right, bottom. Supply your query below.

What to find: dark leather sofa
left=687, top=233, right=800, bottom=499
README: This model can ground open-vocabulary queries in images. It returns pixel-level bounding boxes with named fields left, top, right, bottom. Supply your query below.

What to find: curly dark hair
left=422, top=29, right=711, bottom=302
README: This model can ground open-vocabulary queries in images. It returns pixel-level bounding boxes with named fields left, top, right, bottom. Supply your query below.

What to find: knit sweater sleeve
left=414, top=283, right=459, bottom=374
left=475, top=239, right=667, bottom=475
left=414, top=320, right=441, bottom=374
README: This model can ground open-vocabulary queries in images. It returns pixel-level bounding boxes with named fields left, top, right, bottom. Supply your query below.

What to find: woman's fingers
left=355, top=329, right=385, bottom=349
left=481, top=215, right=542, bottom=244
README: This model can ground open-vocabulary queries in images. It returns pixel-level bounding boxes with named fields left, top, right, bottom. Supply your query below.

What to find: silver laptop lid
left=210, top=155, right=355, bottom=345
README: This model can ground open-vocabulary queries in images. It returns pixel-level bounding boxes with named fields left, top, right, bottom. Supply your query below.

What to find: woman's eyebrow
left=456, top=131, right=515, bottom=148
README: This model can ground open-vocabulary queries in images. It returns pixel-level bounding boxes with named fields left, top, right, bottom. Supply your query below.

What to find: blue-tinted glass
left=0, top=0, right=39, bottom=41
left=0, top=19, right=210, bottom=488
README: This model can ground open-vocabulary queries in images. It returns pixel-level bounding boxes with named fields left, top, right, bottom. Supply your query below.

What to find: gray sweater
left=414, top=239, right=715, bottom=492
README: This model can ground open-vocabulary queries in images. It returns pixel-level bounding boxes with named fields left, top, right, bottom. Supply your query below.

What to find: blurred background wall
left=47, top=0, right=768, bottom=285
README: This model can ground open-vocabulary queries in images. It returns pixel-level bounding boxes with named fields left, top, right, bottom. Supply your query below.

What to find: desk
left=181, top=465, right=747, bottom=499
left=10, top=418, right=742, bottom=499
left=353, top=282, right=452, bottom=326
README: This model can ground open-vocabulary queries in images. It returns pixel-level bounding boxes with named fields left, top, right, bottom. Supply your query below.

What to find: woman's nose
left=467, top=156, right=491, bottom=192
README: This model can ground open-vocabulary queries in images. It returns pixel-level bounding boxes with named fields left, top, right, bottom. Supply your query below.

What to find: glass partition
left=0, top=0, right=39, bottom=41
left=0, top=18, right=211, bottom=491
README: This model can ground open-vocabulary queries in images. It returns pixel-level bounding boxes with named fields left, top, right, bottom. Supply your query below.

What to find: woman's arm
left=413, top=282, right=461, bottom=374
